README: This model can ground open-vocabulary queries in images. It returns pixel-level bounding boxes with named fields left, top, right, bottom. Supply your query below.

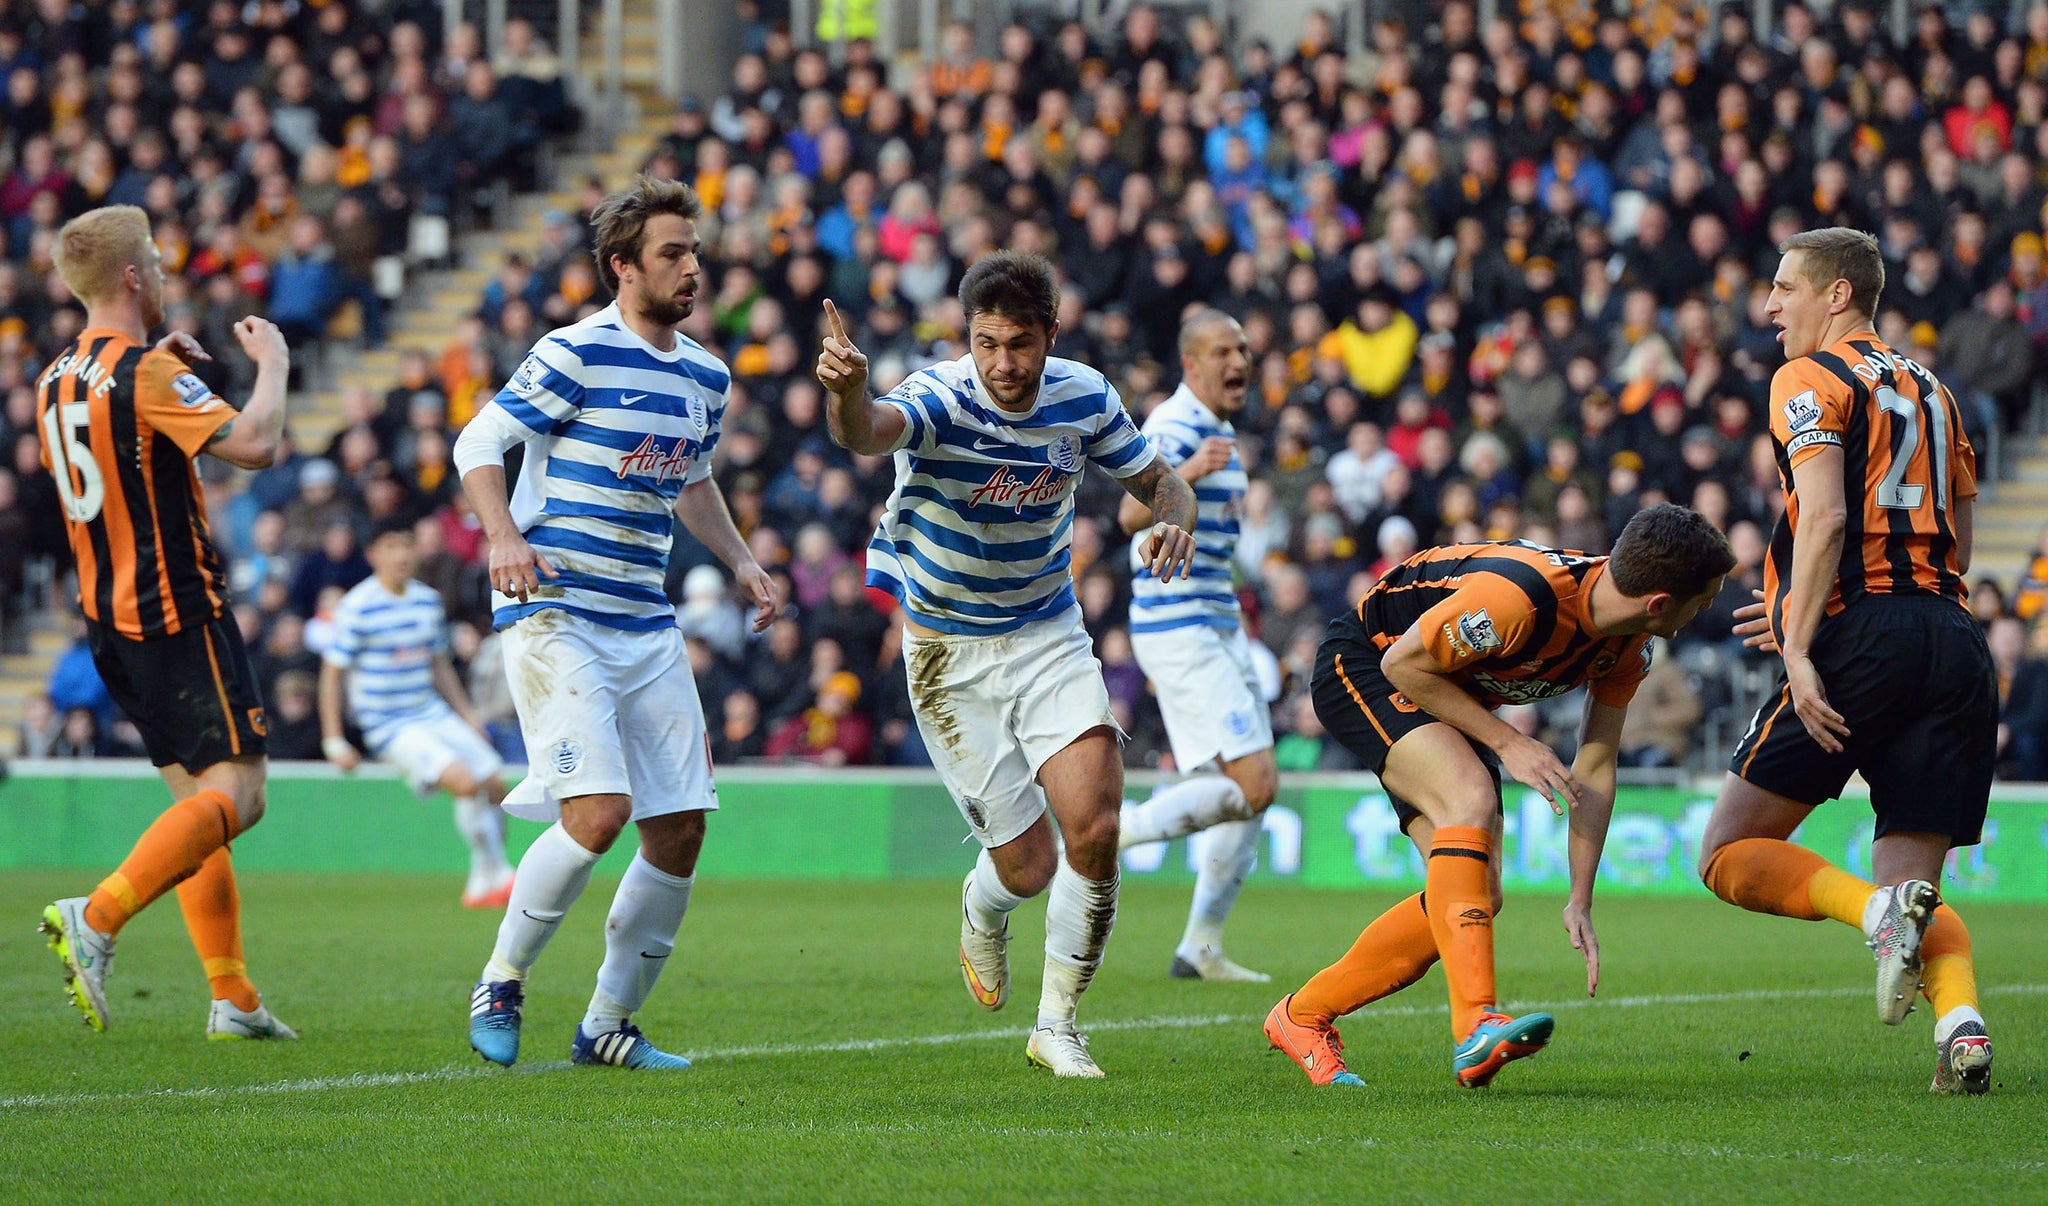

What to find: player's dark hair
left=1780, top=226, right=1885, bottom=318
left=590, top=175, right=703, bottom=295
left=368, top=516, right=416, bottom=545
left=958, top=250, right=1059, bottom=333
left=1608, top=503, right=1735, bottom=601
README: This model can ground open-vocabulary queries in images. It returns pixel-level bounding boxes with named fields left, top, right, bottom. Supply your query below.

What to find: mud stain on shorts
left=907, top=640, right=963, bottom=755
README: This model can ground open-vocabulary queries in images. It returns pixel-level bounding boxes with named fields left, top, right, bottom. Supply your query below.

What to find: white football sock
left=1935, top=1005, right=1985, bottom=1044
left=965, top=848, right=1027, bottom=932
left=1177, top=817, right=1261, bottom=961
left=585, top=853, right=695, bottom=1034
left=481, top=823, right=600, bottom=984
left=1038, top=861, right=1118, bottom=1028
left=454, top=793, right=510, bottom=883
left=1118, top=776, right=1250, bottom=850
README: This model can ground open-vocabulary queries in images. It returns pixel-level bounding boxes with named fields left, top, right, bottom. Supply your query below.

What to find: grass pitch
left=1, top=871, right=2042, bottom=1203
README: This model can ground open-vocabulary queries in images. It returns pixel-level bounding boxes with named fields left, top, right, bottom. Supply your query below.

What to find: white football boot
left=208, top=998, right=300, bottom=1041
left=1866, top=879, right=1940, bottom=1025
left=1026, top=1022, right=1105, bottom=1078
left=958, top=873, right=1010, bottom=1011
left=41, top=897, right=115, bottom=1032
left=1170, top=945, right=1273, bottom=983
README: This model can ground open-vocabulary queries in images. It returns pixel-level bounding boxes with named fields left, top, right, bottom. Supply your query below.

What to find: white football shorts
left=1130, top=622, right=1274, bottom=772
left=375, top=709, right=505, bottom=797
left=903, top=610, right=1121, bottom=849
left=497, top=610, right=717, bottom=823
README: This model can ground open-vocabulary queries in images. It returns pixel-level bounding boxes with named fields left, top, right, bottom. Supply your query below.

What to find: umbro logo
left=1459, top=908, right=1490, bottom=920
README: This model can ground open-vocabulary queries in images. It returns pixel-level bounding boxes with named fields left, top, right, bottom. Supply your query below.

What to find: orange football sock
left=1424, top=827, right=1497, bottom=1039
left=1289, top=892, right=1439, bottom=1027
left=176, top=847, right=259, bottom=1011
left=1701, top=838, right=1871, bottom=927
left=1920, top=905, right=1978, bottom=1018
left=84, top=789, right=240, bottom=937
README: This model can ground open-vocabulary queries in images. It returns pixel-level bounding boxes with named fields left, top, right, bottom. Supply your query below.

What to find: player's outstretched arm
left=206, top=317, right=291, bottom=469
left=1562, top=697, right=1625, bottom=998
left=317, top=661, right=360, bottom=771
left=815, top=298, right=906, bottom=455
left=1121, top=458, right=1200, bottom=579
left=675, top=477, right=780, bottom=632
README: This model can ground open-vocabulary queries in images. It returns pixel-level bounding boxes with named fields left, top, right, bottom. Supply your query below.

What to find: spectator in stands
left=1618, top=640, right=1705, bottom=768
left=46, top=614, right=113, bottom=729
left=289, top=520, right=370, bottom=619
left=1992, top=616, right=2048, bottom=781
left=17, top=692, right=59, bottom=757
left=50, top=706, right=111, bottom=759
left=267, top=215, right=340, bottom=350
left=264, top=669, right=325, bottom=760
left=1940, top=280, right=2035, bottom=432
left=712, top=689, right=768, bottom=763
left=677, top=565, right=747, bottom=662
left=765, top=670, right=874, bottom=766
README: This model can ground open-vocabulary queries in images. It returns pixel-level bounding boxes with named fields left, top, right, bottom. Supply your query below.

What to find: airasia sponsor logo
left=967, top=465, right=1070, bottom=511
left=618, top=434, right=693, bottom=483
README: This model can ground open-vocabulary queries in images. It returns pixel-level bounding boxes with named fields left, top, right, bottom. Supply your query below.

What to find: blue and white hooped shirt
left=480, top=303, right=729, bottom=632
left=866, top=353, right=1157, bottom=635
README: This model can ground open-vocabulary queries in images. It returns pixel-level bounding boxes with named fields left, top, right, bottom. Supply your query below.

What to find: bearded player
left=456, top=177, right=776, bottom=1071
left=817, top=251, right=1198, bottom=1077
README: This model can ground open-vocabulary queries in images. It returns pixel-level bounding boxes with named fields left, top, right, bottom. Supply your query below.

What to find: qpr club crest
left=1047, top=433, right=1082, bottom=474
left=551, top=739, right=583, bottom=775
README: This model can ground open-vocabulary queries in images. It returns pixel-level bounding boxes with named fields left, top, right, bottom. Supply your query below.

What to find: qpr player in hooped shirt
left=816, top=250, right=1201, bottom=1079
left=451, top=177, right=776, bottom=1073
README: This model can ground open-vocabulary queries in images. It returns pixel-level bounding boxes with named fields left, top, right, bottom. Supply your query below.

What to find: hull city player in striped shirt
left=1265, top=509, right=1732, bottom=1090
left=36, top=204, right=297, bottom=1041
left=1706, top=227, right=1999, bottom=1094
left=1113, top=310, right=1282, bottom=984
left=454, top=177, right=778, bottom=1072
left=816, top=251, right=1199, bottom=1078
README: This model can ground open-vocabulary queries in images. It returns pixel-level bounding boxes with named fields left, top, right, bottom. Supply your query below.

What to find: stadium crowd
left=3, top=0, right=2048, bottom=779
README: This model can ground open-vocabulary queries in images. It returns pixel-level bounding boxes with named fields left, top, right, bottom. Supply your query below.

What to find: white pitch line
left=1, top=983, right=2039, bottom=1111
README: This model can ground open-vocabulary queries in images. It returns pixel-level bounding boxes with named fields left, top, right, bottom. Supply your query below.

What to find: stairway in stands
left=0, top=0, right=673, bottom=755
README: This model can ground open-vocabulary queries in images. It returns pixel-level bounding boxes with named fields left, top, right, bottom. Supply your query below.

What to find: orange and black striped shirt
left=35, top=329, right=236, bottom=639
left=1763, top=335, right=1977, bottom=638
left=1340, top=541, right=1653, bottom=707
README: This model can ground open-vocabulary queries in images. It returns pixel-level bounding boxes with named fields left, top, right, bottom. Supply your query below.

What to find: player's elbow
left=1807, top=500, right=1849, bottom=535
left=214, top=433, right=280, bottom=470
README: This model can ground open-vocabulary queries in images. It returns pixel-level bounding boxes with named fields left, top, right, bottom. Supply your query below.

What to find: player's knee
left=563, top=796, right=633, bottom=852
left=1437, top=790, right=1497, bottom=830
left=1231, top=757, right=1279, bottom=814
left=441, top=766, right=479, bottom=798
left=997, top=848, right=1056, bottom=897
left=1067, top=806, right=1122, bottom=860
left=639, top=811, right=707, bottom=876
left=1697, top=839, right=1729, bottom=888
left=232, top=787, right=267, bottom=831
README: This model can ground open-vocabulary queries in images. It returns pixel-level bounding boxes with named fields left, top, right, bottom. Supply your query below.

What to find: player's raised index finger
left=824, top=299, right=847, bottom=342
